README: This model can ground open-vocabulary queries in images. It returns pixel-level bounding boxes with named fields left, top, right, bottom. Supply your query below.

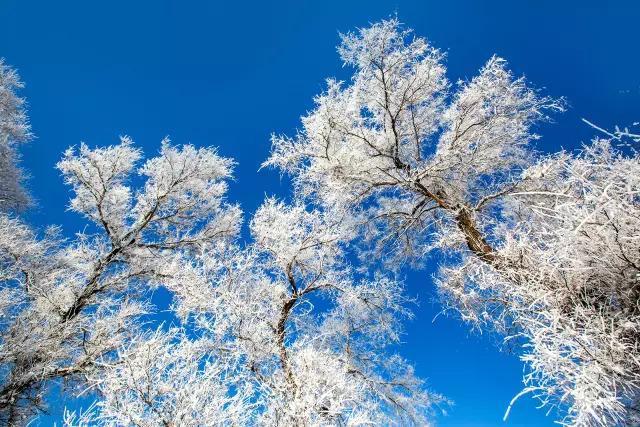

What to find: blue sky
left=1, top=1, right=639, bottom=425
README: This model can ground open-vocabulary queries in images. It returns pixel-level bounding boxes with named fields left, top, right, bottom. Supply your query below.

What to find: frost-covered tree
left=0, top=137, right=240, bottom=424
left=265, top=19, right=640, bottom=426
left=79, top=199, right=442, bottom=426
left=0, top=60, right=31, bottom=211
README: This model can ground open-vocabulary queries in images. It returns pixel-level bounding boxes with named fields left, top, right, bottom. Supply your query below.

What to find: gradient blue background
left=1, top=1, right=639, bottom=425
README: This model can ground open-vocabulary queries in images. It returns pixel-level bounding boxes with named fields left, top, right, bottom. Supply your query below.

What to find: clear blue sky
left=1, top=1, right=638, bottom=425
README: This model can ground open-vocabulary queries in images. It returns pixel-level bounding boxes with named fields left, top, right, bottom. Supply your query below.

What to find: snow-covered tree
left=0, top=137, right=240, bottom=424
left=0, top=60, right=31, bottom=211
left=265, top=18, right=639, bottom=426
left=265, top=19, right=563, bottom=266
left=83, top=199, right=442, bottom=426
